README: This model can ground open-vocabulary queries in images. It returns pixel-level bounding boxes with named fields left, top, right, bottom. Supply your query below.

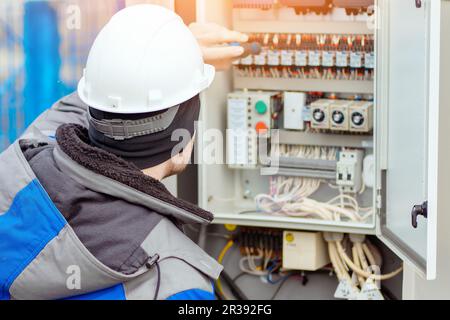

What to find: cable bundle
left=237, top=228, right=283, bottom=277
left=256, top=145, right=372, bottom=222
left=272, top=144, right=339, bottom=160
left=325, top=234, right=403, bottom=299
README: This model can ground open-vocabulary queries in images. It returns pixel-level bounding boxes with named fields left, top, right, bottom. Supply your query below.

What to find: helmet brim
left=78, top=64, right=216, bottom=114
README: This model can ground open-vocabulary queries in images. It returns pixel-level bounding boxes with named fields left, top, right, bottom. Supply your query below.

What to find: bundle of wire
left=237, top=229, right=283, bottom=278
left=238, top=245, right=284, bottom=278
left=326, top=235, right=403, bottom=295
left=215, top=229, right=295, bottom=300
left=256, top=145, right=372, bottom=222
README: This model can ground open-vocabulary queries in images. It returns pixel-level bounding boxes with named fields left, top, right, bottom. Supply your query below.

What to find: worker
left=0, top=5, right=248, bottom=300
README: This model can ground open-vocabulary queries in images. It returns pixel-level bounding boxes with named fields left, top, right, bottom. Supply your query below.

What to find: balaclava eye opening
left=88, top=94, right=200, bottom=170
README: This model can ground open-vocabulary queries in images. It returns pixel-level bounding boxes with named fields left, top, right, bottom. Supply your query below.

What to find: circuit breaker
left=336, top=150, right=364, bottom=193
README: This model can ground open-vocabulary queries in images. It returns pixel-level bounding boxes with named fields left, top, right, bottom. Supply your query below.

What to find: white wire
left=257, top=145, right=371, bottom=223
left=239, top=256, right=269, bottom=276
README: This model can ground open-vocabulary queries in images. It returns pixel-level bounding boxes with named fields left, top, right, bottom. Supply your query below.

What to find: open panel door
left=377, top=0, right=440, bottom=279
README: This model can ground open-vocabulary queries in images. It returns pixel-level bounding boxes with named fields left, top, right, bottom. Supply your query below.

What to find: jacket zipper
left=145, top=254, right=160, bottom=269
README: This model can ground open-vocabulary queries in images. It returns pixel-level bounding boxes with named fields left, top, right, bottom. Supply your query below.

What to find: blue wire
left=266, top=259, right=289, bottom=285
left=268, top=272, right=292, bottom=285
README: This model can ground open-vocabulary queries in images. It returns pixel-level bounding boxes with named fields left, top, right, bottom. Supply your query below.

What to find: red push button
left=255, top=122, right=268, bottom=134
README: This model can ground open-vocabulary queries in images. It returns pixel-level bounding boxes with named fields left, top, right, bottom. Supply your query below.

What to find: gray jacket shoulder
left=22, top=92, right=88, bottom=139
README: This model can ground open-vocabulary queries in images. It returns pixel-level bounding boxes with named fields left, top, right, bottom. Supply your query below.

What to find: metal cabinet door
left=376, top=0, right=441, bottom=279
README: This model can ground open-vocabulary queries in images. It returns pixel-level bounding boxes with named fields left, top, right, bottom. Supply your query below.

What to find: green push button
left=255, top=101, right=268, bottom=115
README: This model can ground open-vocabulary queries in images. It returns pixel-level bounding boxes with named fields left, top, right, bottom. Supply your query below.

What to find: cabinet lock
left=411, top=201, right=428, bottom=229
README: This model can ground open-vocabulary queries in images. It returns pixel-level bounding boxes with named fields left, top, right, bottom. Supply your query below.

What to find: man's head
left=87, top=94, right=200, bottom=178
left=77, top=5, right=215, bottom=179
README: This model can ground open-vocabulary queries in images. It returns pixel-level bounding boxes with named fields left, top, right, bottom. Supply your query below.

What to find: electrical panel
left=205, top=1, right=376, bottom=235
left=199, top=0, right=447, bottom=285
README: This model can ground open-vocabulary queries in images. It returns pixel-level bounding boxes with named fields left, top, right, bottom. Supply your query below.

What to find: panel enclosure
left=376, top=0, right=440, bottom=280
left=196, top=0, right=444, bottom=284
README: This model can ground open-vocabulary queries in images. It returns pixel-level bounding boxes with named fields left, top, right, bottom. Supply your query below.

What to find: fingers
left=198, top=30, right=249, bottom=45
left=189, top=23, right=248, bottom=71
left=203, top=45, right=245, bottom=61
left=191, top=23, right=249, bottom=45
left=219, top=30, right=249, bottom=44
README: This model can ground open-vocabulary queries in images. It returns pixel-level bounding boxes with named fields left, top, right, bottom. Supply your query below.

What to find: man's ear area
left=171, top=135, right=196, bottom=167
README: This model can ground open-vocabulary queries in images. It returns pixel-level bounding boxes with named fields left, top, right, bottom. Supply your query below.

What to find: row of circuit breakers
left=232, top=0, right=374, bottom=15
left=237, top=33, right=375, bottom=70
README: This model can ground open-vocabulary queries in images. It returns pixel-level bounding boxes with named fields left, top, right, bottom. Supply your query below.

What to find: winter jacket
left=0, top=93, right=222, bottom=300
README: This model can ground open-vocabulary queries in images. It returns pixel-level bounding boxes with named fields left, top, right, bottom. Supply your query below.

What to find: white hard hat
left=78, top=4, right=215, bottom=114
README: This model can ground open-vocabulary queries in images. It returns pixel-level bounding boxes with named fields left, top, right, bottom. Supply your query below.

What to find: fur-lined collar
left=55, top=124, right=213, bottom=223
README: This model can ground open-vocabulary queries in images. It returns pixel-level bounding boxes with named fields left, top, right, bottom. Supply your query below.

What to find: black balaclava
left=88, top=94, right=200, bottom=170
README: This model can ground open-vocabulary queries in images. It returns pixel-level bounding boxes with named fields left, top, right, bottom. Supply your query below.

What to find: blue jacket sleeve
left=166, top=288, right=216, bottom=301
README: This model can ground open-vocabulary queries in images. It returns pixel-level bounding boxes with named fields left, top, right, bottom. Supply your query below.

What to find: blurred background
left=0, top=0, right=176, bottom=152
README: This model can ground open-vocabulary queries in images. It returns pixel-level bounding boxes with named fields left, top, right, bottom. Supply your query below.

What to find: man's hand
left=189, top=23, right=249, bottom=71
